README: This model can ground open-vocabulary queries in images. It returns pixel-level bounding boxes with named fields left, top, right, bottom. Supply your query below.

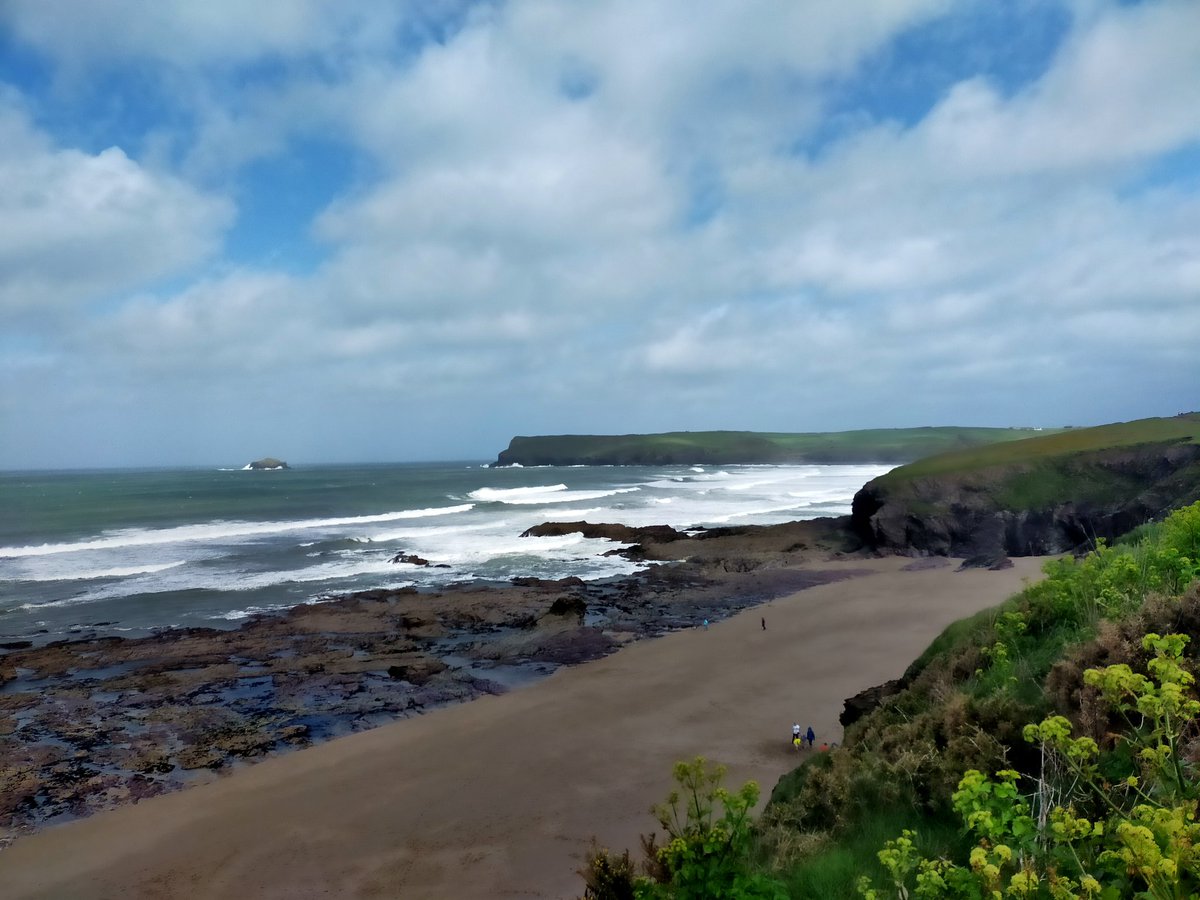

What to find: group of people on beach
left=790, top=723, right=833, bottom=752
left=791, top=723, right=815, bottom=750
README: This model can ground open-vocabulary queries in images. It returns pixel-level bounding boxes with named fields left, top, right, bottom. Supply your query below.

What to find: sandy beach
left=0, top=556, right=1045, bottom=899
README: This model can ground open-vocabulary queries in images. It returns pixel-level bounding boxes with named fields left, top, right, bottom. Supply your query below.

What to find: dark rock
left=957, top=554, right=1010, bottom=571
left=520, top=521, right=685, bottom=544
left=389, top=552, right=430, bottom=566
left=0, top=641, right=33, bottom=650
left=386, top=658, right=447, bottom=685
left=840, top=677, right=908, bottom=728
left=247, top=457, right=289, bottom=470
left=603, top=544, right=647, bottom=560
left=545, top=595, right=587, bottom=623
left=510, top=575, right=586, bottom=589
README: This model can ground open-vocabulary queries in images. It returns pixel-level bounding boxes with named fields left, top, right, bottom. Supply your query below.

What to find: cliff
left=494, top=427, right=1055, bottom=467
left=851, top=413, right=1200, bottom=560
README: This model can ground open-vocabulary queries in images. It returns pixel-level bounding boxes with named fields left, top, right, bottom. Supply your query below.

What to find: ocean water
left=0, top=462, right=890, bottom=641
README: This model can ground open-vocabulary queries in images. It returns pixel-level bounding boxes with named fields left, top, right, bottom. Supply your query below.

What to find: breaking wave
left=0, top=505, right=475, bottom=558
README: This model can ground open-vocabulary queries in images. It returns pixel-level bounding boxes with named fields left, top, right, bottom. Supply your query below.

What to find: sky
left=1, top=0, right=1198, bottom=468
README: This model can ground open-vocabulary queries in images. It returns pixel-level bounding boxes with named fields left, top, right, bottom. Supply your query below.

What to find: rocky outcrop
left=840, top=677, right=908, bottom=729
left=852, top=440, right=1200, bottom=562
left=543, top=595, right=587, bottom=624
left=247, top=457, right=289, bottom=470
left=521, top=521, right=686, bottom=543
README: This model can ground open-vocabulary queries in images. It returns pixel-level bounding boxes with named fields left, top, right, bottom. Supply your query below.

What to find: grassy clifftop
left=494, top=427, right=1055, bottom=467
left=876, top=412, right=1200, bottom=484
left=853, top=413, right=1200, bottom=559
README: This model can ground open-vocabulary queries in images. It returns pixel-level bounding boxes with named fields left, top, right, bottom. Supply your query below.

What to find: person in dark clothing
left=761, top=617, right=766, bottom=630
left=805, top=726, right=815, bottom=748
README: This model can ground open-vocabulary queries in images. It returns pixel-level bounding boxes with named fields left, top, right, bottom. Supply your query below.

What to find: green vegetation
left=853, top=413, right=1200, bottom=558
left=580, top=501, right=1200, bottom=899
left=580, top=758, right=788, bottom=899
left=875, top=414, right=1200, bottom=485
left=496, top=427, right=1057, bottom=467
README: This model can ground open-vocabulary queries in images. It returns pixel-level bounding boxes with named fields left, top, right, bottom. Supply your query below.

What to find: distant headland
left=244, top=457, right=289, bottom=470
left=493, top=426, right=1059, bottom=467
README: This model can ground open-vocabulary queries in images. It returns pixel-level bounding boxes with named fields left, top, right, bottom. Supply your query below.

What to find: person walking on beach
left=761, top=617, right=766, bottom=631
left=791, top=722, right=801, bottom=748
left=805, top=726, right=815, bottom=749
left=703, top=618, right=709, bottom=630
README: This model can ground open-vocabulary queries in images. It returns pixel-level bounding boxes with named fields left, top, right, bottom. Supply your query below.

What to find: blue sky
left=1, top=0, right=1197, bottom=467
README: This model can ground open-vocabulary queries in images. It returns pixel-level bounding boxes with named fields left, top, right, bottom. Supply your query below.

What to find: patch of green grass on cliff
left=993, top=462, right=1150, bottom=510
left=876, top=413, right=1200, bottom=485
left=497, top=426, right=1056, bottom=466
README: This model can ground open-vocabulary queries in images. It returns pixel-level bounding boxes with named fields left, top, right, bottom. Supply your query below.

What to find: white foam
left=18, top=556, right=418, bottom=610
left=468, top=484, right=568, bottom=501
left=0, top=504, right=475, bottom=558
left=469, top=484, right=639, bottom=505
left=1, top=463, right=896, bottom=631
left=15, top=561, right=186, bottom=582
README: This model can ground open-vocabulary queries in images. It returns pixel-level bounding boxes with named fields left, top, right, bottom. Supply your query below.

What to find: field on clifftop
left=496, top=426, right=1058, bottom=467
left=875, top=412, right=1200, bottom=483
left=852, top=413, right=1200, bottom=560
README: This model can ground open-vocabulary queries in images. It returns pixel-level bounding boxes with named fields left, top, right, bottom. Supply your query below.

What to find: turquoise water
left=0, top=461, right=888, bottom=641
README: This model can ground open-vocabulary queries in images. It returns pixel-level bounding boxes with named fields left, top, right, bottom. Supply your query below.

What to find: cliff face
left=851, top=441, right=1200, bottom=560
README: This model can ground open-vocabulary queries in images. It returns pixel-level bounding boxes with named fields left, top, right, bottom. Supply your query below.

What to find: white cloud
left=0, top=94, right=231, bottom=323
left=920, top=0, right=1200, bottom=174
left=3, top=1, right=1199, bottom=467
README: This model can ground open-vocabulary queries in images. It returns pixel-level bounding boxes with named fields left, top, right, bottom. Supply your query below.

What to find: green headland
left=494, top=426, right=1059, bottom=467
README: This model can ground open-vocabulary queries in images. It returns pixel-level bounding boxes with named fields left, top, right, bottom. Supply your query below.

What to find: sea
left=0, top=462, right=891, bottom=643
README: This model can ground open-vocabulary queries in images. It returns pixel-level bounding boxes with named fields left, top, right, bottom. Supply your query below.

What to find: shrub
left=579, top=843, right=638, bottom=900
left=580, top=758, right=789, bottom=899
left=638, top=758, right=789, bottom=899
left=858, top=633, right=1200, bottom=899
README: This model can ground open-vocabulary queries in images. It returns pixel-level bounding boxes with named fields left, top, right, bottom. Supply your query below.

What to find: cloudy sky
left=1, top=0, right=1197, bottom=468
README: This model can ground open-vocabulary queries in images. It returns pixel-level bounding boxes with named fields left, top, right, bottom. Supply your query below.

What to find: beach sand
left=0, top=556, right=1045, bottom=899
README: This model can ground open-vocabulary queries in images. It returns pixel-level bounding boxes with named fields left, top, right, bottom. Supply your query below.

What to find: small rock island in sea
left=245, top=457, right=289, bottom=470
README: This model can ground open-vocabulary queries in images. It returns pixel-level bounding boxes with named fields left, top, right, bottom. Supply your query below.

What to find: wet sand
left=0, top=556, right=1045, bottom=899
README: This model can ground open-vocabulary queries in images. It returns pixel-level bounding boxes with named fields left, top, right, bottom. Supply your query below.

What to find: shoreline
left=0, top=554, right=1046, bottom=898
left=0, top=519, right=860, bottom=839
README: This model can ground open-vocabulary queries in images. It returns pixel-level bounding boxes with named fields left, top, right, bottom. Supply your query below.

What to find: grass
left=779, top=807, right=965, bottom=899
left=876, top=413, right=1200, bottom=484
left=496, top=426, right=1059, bottom=466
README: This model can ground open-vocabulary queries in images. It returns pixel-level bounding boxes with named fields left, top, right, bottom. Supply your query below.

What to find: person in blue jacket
left=805, top=726, right=815, bottom=748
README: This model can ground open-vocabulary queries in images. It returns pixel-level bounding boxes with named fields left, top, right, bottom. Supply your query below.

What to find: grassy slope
left=877, top=413, right=1200, bottom=483
left=860, top=413, right=1200, bottom=518
left=497, top=426, right=1057, bottom=466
